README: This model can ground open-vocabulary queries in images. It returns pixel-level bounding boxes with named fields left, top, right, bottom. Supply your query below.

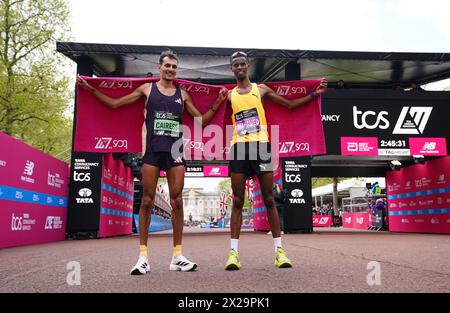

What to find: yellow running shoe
left=275, top=248, right=293, bottom=268
left=225, top=250, right=241, bottom=270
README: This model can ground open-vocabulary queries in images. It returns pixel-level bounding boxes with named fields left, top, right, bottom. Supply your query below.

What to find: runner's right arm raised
left=77, top=76, right=149, bottom=109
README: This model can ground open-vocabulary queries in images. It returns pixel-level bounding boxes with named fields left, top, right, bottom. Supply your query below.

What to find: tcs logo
left=11, top=214, right=22, bottom=231
left=353, top=106, right=389, bottom=130
left=285, top=173, right=301, bottom=183
left=74, top=171, right=91, bottom=182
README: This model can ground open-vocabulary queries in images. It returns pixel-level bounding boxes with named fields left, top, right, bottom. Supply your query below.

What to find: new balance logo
left=24, top=161, right=34, bottom=176
left=175, top=98, right=182, bottom=105
left=210, top=168, right=220, bottom=174
left=393, top=107, right=433, bottom=135
left=422, top=142, right=436, bottom=151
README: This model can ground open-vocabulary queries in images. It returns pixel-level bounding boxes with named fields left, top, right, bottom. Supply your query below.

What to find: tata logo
left=289, top=198, right=306, bottom=204
left=285, top=173, right=301, bottom=183
left=291, top=189, right=304, bottom=198
left=74, top=171, right=91, bottom=182
left=76, top=198, right=94, bottom=204
left=76, top=187, right=93, bottom=203
left=353, top=106, right=389, bottom=130
left=393, top=107, right=432, bottom=135
left=78, top=188, right=92, bottom=197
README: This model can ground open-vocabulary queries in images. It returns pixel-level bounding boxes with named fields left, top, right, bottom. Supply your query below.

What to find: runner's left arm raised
left=259, top=79, right=328, bottom=109
left=183, top=88, right=228, bottom=126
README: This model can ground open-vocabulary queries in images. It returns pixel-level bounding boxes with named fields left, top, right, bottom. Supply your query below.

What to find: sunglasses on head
left=230, top=51, right=248, bottom=63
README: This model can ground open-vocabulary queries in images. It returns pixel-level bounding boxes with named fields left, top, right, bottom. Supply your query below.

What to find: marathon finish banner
left=67, top=152, right=103, bottom=234
left=322, top=90, right=450, bottom=156
left=75, top=77, right=326, bottom=160
left=0, top=132, right=68, bottom=248
left=386, top=156, right=450, bottom=234
left=281, top=157, right=313, bottom=232
left=99, top=154, right=134, bottom=238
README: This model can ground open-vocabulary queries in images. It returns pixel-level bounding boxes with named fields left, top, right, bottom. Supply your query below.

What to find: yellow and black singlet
left=230, top=83, right=269, bottom=145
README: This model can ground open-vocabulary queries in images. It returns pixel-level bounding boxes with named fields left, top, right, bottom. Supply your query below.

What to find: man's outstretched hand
left=315, top=79, right=328, bottom=95
left=76, top=75, right=95, bottom=93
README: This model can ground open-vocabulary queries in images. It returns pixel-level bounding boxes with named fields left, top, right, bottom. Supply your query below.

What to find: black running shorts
left=229, top=142, right=273, bottom=177
left=142, top=150, right=185, bottom=171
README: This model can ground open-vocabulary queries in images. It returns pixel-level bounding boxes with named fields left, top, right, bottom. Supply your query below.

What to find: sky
left=66, top=0, right=450, bottom=190
left=68, top=0, right=450, bottom=52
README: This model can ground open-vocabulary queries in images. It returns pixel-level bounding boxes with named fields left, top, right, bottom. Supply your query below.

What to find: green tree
left=312, top=177, right=349, bottom=188
left=0, top=0, right=73, bottom=161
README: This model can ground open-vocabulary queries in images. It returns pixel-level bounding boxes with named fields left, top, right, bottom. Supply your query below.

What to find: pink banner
left=224, top=79, right=326, bottom=159
left=409, top=137, right=447, bottom=156
left=75, top=78, right=326, bottom=160
left=252, top=166, right=283, bottom=231
left=99, top=154, right=134, bottom=238
left=313, top=215, right=333, bottom=227
left=342, top=212, right=371, bottom=230
left=75, top=77, right=151, bottom=153
left=0, top=132, right=68, bottom=248
left=386, top=156, right=450, bottom=234
left=75, top=77, right=227, bottom=160
left=341, top=137, right=378, bottom=156
left=203, top=165, right=229, bottom=177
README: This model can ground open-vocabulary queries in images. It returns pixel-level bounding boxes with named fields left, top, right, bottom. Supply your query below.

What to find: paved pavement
left=1, top=227, right=449, bottom=293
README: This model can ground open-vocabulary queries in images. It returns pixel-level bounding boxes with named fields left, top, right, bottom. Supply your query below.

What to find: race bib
left=235, top=108, right=261, bottom=136
left=153, top=111, right=181, bottom=137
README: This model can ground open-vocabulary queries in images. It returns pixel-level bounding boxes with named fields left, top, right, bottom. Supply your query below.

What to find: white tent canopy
left=312, top=177, right=386, bottom=198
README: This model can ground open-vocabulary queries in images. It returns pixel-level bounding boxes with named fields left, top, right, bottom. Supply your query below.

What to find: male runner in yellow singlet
left=224, top=51, right=327, bottom=270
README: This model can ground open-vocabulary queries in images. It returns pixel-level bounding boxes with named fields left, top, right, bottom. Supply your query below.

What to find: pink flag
left=75, top=77, right=227, bottom=159
left=75, top=77, right=153, bottom=153
left=224, top=79, right=326, bottom=158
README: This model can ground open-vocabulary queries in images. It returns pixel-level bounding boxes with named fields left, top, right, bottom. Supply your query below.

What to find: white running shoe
left=169, top=255, right=198, bottom=272
left=130, top=256, right=150, bottom=275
